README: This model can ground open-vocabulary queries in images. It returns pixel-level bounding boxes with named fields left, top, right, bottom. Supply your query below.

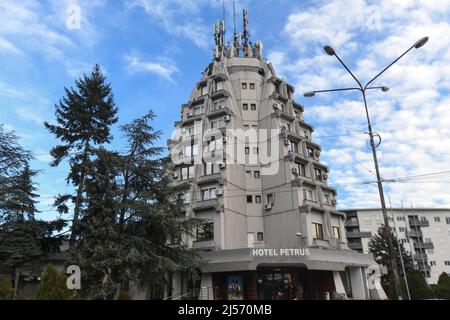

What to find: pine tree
left=0, top=277, right=13, bottom=300
left=435, top=272, right=450, bottom=299
left=369, top=226, right=412, bottom=299
left=405, top=268, right=433, bottom=299
left=44, top=64, right=118, bottom=248
left=35, top=264, right=74, bottom=300
left=0, top=127, right=66, bottom=299
left=118, top=111, right=201, bottom=296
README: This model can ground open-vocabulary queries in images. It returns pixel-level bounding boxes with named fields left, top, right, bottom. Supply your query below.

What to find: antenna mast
left=243, top=9, right=250, bottom=57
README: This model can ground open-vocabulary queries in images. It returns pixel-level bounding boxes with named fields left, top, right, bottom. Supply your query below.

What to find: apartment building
left=342, top=208, right=450, bottom=285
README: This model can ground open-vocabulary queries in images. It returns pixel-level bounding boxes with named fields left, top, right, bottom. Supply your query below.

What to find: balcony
left=413, top=241, right=434, bottom=250
left=347, top=242, right=363, bottom=250
left=192, top=198, right=220, bottom=212
left=197, top=173, right=223, bottom=186
left=413, top=254, right=428, bottom=263
left=344, top=220, right=359, bottom=227
left=207, top=106, right=232, bottom=119
left=409, top=219, right=429, bottom=228
left=405, top=229, right=423, bottom=238
left=345, top=230, right=372, bottom=238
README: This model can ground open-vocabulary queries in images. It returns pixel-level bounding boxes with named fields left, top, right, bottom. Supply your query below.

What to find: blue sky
left=1, top=0, right=450, bottom=221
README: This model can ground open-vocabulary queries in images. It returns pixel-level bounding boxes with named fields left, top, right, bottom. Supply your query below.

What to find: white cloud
left=270, top=0, right=450, bottom=208
left=124, top=53, right=179, bottom=82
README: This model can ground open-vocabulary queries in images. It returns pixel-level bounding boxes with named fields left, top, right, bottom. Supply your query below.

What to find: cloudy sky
left=1, top=0, right=449, bottom=220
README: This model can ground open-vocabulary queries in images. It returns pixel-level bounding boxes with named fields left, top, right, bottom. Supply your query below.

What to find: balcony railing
left=344, top=220, right=359, bottom=227
left=409, top=219, right=429, bottom=227
left=405, top=229, right=423, bottom=238
left=347, top=242, right=363, bottom=250
left=413, top=241, right=434, bottom=250
left=413, top=254, right=428, bottom=263
left=345, top=231, right=372, bottom=238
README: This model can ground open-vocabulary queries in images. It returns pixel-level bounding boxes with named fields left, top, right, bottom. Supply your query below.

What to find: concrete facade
left=342, top=208, right=450, bottom=285
left=166, top=12, right=383, bottom=300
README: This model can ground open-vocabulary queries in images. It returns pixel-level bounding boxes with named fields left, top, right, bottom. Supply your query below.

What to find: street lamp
left=304, top=37, right=428, bottom=300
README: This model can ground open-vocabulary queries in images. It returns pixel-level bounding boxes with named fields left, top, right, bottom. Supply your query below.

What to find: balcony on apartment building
left=413, top=254, right=428, bottom=263
left=409, top=218, right=430, bottom=228
left=344, top=219, right=359, bottom=227
left=413, top=241, right=434, bottom=250
left=347, top=242, right=363, bottom=250
left=345, top=230, right=372, bottom=238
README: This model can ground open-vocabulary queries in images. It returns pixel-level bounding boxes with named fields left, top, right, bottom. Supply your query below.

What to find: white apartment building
left=342, top=208, right=450, bottom=285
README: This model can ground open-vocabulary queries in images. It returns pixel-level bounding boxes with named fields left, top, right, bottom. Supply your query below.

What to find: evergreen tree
left=35, top=264, right=74, bottom=300
left=0, top=277, right=13, bottom=300
left=0, top=127, right=65, bottom=299
left=405, top=268, right=433, bottom=299
left=44, top=64, right=118, bottom=248
left=118, top=111, right=201, bottom=296
left=369, top=226, right=412, bottom=299
left=435, top=272, right=450, bottom=299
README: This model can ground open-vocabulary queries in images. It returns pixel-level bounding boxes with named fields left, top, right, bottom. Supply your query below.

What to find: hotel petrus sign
left=252, top=248, right=310, bottom=257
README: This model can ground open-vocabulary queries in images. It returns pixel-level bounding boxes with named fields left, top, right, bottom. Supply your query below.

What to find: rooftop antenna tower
left=242, top=9, right=250, bottom=57
left=232, top=1, right=240, bottom=56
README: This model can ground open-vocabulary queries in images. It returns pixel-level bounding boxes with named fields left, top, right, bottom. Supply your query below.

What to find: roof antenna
left=232, top=1, right=240, bottom=57
left=243, top=9, right=249, bottom=57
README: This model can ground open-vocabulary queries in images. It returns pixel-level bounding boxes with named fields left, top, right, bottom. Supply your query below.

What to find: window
left=202, top=188, right=217, bottom=201
left=267, top=194, right=274, bottom=204
left=196, top=222, right=213, bottom=241
left=288, top=141, right=298, bottom=153
left=247, top=195, right=253, bottom=203
left=303, top=188, right=314, bottom=201
left=445, top=261, right=450, bottom=266
left=180, top=166, right=195, bottom=180
left=251, top=103, right=256, bottom=110
left=397, top=216, right=405, bottom=221
left=314, top=168, right=323, bottom=181
left=280, top=121, right=291, bottom=132
left=244, top=125, right=249, bottom=131
left=215, top=81, right=224, bottom=92
left=242, top=82, right=247, bottom=90
left=252, top=124, right=258, bottom=130
left=203, top=162, right=220, bottom=175
left=435, top=217, right=441, bottom=222
left=332, top=226, right=341, bottom=240
left=307, top=147, right=314, bottom=158
left=193, top=105, right=204, bottom=115
left=257, top=232, right=264, bottom=241
left=296, top=162, right=306, bottom=176
left=399, top=227, right=405, bottom=232
left=213, top=98, right=226, bottom=110
left=243, top=103, right=248, bottom=110
left=430, top=261, right=436, bottom=266
left=254, top=171, right=260, bottom=179
left=250, top=83, right=255, bottom=90
left=200, top=85, right=207, bottom=96
left=245, top=170, right=252, bottom=178
left=323, top=193, right=331, bottom=205
left=253, top=147, right=259, bottom=154
left=245, top=147, right=250, bottom=154
left=312, top=223, right=324, bottom=240
left=247, top=233, right=255, bottom=248
left=255, top=196, right=262, bottom=203
left=294, top=109, right=303, bottom=120
left=446, top=217, right=450, bottom=224
left=211, top=118, right=225, bottom=129
left=185, top=143, right=198, bottom=157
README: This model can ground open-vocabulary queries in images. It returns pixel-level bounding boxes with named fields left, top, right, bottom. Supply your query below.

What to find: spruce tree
left=35, top=264, right=74, bottom=300
left=369, top=226, right=412, bottom=299
left=44, top=64, right=118, bottom=248
left=435, top=272, right=450, bottom=299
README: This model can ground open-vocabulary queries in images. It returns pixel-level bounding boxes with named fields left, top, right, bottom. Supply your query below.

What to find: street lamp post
left=304, top=37, right=428, bottom=300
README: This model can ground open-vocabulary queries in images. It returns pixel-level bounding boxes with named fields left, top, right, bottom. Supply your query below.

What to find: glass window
left=257, top=232, right=264, bottom=241
left=297, top=163, right=306, bottom=176
left=200, top=85, right=207, bottom=96
left=213, top=98, right=226, bottom=110
left=303, top=188, right=314, bottom=201
left=215, top=81, right=224, bottom=91
left=197, top=222, right=214, bottom=241
left=243, top=103, right=248, bottom=110
left=312, top=223, right=324, bottom=240
left=247, top=195, right=253, bottom=203
left=307, top=147, right=314, bottom=158
left=180, top=165, right=194, bottom=180
left=332, top=226, right=340, bottom=240
left=288, top=141, right=298, bottom=153
left=242, top=82, right=247, bottom=90
left=193, top=105, right=204, bottom=115
left=250, top=83, right=255, bottom=90
left=255, top=195, right=262, bottom=203
left=434, top=217, right=440, bottom=222
left=202, top=188, right=217, bottom=200
left=446, top=217, right=450, bottom=224
left=251, top=103, right=256, bottom=110
left=253, top=147, right=259, bottom=154
left=245, top=170, right=252, bottom=178
left=323, top=193, right=331, bottom=205
left=315, top=168, right=323, bottom=181
left=267, top=194, right=274, bottom=204
left=245, top=147, right=250, bottom=154
left=254, top=171, right=260, bottom=179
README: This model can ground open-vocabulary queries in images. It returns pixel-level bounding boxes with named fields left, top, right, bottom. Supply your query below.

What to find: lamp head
left=414, top=37, right=429, bottom=49
left=303, top=91, right=315, bottom=97
left=296, top=232, right=302, bottom=237
left=324, top=45, right=336, bottom=56
left=381, top=86, right=390, bottom=92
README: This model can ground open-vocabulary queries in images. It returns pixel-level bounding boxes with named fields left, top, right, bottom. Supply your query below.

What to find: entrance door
left=256, top=268, right=294, bottom=300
